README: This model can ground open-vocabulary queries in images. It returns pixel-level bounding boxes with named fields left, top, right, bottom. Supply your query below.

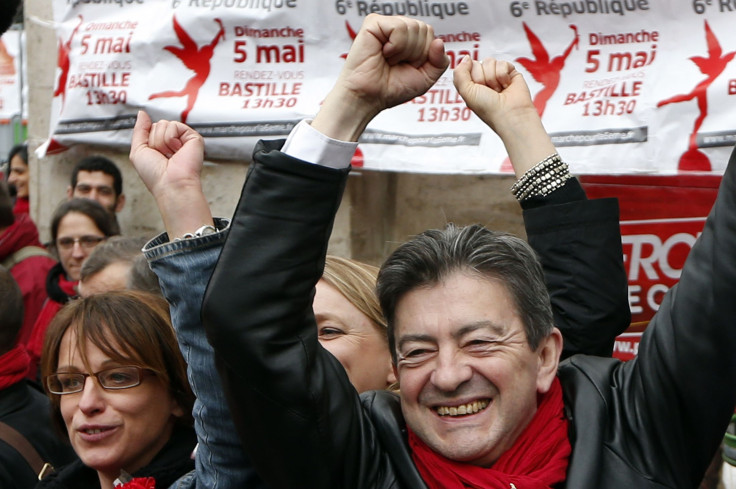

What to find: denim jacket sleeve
left=144, top=219, right=267, bottom=489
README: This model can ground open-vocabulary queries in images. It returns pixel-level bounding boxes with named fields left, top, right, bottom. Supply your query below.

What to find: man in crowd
left=196, top=14, right=735, bottom=489
left=67, top=156, right=126, bottom=215
left=77, top=235, right=160, bottom=297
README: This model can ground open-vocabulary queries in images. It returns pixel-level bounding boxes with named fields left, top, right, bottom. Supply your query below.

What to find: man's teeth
left=85, top=429, right=103, bottom=434
left=436, top=400, right=489, bottom=417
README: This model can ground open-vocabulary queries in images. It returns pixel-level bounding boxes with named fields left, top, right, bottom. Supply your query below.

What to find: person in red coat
left=0, top=182, right=56, bottom=351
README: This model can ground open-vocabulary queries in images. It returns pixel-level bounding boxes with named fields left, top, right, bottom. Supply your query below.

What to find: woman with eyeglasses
left=27, top=198, right=119, bottom=380
left=38, top=290, right=197, bottom=489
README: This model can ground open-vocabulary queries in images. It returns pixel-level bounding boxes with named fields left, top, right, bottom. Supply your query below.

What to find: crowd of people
left=1, top=4, right=735, bottom=489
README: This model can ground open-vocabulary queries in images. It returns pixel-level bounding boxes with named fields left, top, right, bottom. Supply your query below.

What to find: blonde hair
left=322, top=256, right=398, bottom=392
left=322, top=255, right=386, bottom=333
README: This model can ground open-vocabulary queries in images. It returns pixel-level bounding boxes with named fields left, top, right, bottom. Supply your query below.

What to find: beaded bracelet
left=510, top=153, right=573, bottom=201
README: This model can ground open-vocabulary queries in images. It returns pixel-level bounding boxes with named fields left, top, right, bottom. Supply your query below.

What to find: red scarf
left=0, top=345, right=31, bottom=389
left=409, top=377, right=570, bottom=489
left=116, top=477, right=156, bottom=489
left=26, top=275, right=78, bottom=378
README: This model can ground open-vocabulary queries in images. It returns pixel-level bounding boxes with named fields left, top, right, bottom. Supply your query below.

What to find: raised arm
left=453, top=56, right=556, bottom=176
left=129, top=113, right=265, bottom=489
left=454, top=57, right=629, bottom=357
left=311, top=14, right=447, bottom=141
left=202, top=14, right=446, bottom=489
left=129, top=111, right=213, bottom=239
left=611, top=147, right=736, bottom=486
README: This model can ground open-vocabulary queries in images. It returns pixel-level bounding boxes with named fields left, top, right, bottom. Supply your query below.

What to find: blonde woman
left=318, top=256, right=396, bottom=392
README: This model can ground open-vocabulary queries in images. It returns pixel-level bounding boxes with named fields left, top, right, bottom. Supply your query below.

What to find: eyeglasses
left=56, top=235, right=106, bottom=250
left=46, top=366, right=152, bottom=395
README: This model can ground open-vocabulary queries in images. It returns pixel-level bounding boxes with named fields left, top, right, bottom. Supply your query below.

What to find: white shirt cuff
left=281, top=120, right=357, bottom=169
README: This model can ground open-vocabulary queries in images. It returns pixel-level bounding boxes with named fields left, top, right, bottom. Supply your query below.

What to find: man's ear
left=114, top=193, right=126, bottom=213
left=66, top=185, right=73, bottom=200
left=386, top=357, right=397, bottom=388
left=536, top=327, right=562, bottom=394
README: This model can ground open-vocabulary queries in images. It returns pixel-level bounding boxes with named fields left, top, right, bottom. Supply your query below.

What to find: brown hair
left=49, top=198, right=120, bottom=249
left=40, top=290, right=193, bottom=433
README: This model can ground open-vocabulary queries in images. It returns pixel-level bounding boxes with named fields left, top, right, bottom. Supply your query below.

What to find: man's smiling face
left=394, top=270, right=560, bottom=467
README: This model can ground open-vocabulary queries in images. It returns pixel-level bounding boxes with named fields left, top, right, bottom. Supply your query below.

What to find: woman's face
left=56, top=327, right=183, bottom=483
left=7, top=154, right=29, bottom=198
left=313, top=279, right=395, bottom=393
left=56, top=212, right=106, bottom=281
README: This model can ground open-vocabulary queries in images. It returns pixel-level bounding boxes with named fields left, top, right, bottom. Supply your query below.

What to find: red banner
left=581, top=173, right=720, bottom=360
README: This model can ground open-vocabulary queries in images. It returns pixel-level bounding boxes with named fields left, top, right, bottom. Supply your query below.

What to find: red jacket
left=0, top=214, right=57, bottom=348
left=12, top=196, right=29, bottom=217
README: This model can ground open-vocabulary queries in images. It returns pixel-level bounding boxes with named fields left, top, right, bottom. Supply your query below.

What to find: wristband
left=174, top=224, right=217, bottom=241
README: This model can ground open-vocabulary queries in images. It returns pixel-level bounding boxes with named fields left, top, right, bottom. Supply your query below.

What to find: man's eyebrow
left=397, top=321, right=507, bottom=348
left=397, top=333, right=435, bottom=350
left=453, top=321, right=506, bottom=340
left=78, top=184, right=112, bottom=189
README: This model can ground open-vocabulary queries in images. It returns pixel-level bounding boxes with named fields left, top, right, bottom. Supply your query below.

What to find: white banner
left=0, top=30, right=24, bottom=122
left=41, top=0, right=736, bottom=174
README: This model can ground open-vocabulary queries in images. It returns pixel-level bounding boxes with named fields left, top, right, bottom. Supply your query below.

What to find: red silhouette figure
left=657, top=20, right=735, bottom=171
left=53, top=15, right=83, bottom=108
left=0, top=39, right=16, bottom=76
left=149, top=16, right=225, bottom=123
left=516, top=23, right=579, bottom=117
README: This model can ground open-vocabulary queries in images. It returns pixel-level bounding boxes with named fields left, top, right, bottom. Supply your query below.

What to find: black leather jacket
left=203, top=140, right=732, bottom=488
